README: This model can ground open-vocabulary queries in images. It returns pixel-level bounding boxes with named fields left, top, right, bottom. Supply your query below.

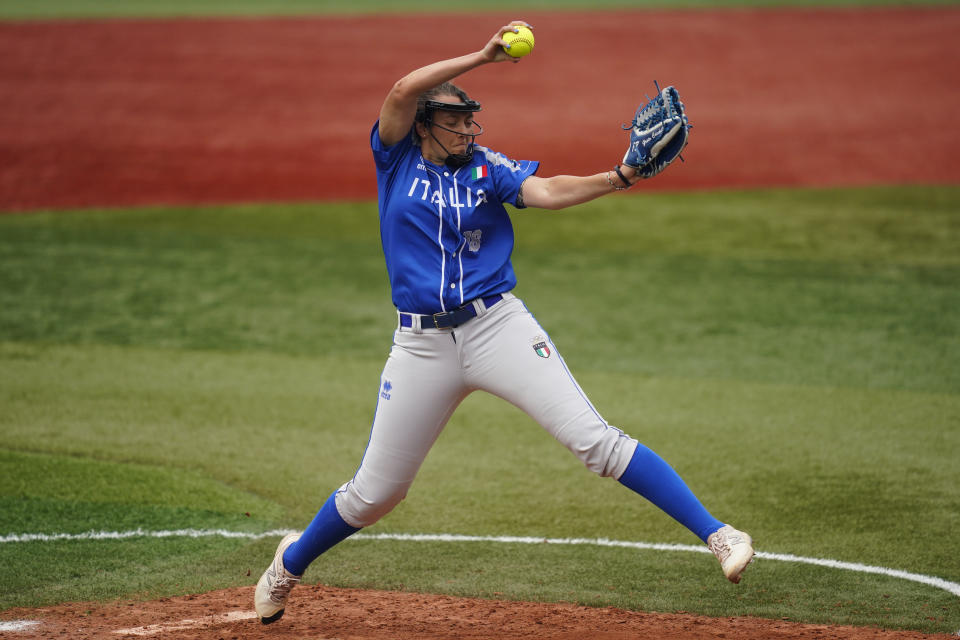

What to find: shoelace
left=708, top=536, right=730, bottom=562
left=267, top=570, right=300, bottom=604
left=710, top=529, right=748, bottom=562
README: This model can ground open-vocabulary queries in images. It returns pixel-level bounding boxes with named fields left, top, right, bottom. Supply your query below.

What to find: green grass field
left=1, top=186, right=958, bottom=633
left=1, top=0, right=957, bottom=20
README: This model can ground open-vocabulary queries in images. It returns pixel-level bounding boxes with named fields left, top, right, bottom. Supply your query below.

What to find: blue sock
left=618, top=443, right=724, bottom=543
left=282, top=491, right=360, bottom=576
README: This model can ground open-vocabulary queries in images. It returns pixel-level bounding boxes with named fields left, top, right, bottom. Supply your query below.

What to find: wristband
left=606, top=171, right=628, bottom=191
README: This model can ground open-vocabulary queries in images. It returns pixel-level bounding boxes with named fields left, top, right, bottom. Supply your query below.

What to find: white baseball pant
left=334, top=293, right=639, bottom=528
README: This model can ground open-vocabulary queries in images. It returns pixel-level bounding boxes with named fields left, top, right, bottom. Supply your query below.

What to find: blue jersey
left=371, top=121, right=539, bottom=315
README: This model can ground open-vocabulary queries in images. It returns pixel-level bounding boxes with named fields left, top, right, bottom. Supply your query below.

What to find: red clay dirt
left=3, top=583, right=956, bottom=640
left=0, top=8, right=958, bottom=212
left=1, top=8, right=959, bottom=640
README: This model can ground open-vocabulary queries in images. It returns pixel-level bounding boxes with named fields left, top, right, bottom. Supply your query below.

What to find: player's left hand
left=481, top=22, right=532, bottom=64
left=622, top=84, right=691, bottom=179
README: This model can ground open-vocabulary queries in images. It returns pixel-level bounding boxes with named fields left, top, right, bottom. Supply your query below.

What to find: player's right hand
left=481, top=22, right=532, bottom=64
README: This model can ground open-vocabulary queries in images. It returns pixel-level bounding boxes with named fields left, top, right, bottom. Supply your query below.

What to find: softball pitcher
left=255, top=21, right=753, bottom=624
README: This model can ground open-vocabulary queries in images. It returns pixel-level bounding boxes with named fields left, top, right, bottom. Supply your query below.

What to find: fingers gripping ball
left=502, top=26, right=535, bottom=58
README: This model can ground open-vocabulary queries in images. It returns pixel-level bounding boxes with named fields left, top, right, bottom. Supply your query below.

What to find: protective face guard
left=423, top=99, right=484, bottom=169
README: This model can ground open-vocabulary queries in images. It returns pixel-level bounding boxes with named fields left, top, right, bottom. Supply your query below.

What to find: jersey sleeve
left=370, top=120, right=414, bottom=172
left=480, top=147, right=540, bottom=209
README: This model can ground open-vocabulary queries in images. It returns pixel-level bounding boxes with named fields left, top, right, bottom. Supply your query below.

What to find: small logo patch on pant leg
left=532, top=341, right=551, bottom=358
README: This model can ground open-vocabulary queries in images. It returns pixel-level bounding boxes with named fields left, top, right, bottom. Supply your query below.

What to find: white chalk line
left=2, top=528, right=958, bottom=603
left=0, top=528, right=292, bottom=544
left=112, top=611, right=256, bottom=636
left=0, top=620, right=40, bottom=632
left=358, top=532, right=960, bottom=600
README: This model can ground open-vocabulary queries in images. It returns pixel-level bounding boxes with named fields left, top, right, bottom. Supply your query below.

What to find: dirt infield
left=3, top=583, right=956, bottom=639
left=1, top=8, right=959, bottom=212
left=1, top=7, right=959, bottom=639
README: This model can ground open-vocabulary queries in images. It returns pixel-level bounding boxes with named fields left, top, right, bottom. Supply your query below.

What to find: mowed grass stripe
left=4, top=528, right=960, bottom=599
left=2, top=0, right=956, bottom=21
left=2, top=341, right=957, bottom=567
left=1, top=187, right=957, bottom=391
left=0, top=186, right=958, bottom=633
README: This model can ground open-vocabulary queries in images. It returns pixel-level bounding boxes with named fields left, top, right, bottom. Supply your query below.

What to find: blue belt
left=399, top=294, right=504, bottom=330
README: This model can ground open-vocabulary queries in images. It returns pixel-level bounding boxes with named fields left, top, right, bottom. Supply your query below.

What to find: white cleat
left=254, top=533, right=302, bottom=624
left=707, top=525, right=754, bottom=584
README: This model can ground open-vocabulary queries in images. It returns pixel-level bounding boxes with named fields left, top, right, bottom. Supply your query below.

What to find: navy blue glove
left=622, top=84, right=690, bottom=178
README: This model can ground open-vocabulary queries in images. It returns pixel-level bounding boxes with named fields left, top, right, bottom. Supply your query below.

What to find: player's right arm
left=376, top=22, right=529, bottom=147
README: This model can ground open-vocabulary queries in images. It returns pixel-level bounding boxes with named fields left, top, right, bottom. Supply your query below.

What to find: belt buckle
left=432, top=312, right=452, bottom=330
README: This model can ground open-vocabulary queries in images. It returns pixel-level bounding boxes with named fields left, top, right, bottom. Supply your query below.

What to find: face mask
left=419, top=97, right=483, bottom=169
left=444, top=149, right=474, bottom=169
left=427, top=120, right=483, bottom=170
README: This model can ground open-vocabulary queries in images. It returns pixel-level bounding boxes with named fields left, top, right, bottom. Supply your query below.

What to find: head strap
left=424, top=98, right=482, bottom=115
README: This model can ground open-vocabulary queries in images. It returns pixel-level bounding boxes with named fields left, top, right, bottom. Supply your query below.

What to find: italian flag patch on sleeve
left=471, top=165, right=488, bottom=180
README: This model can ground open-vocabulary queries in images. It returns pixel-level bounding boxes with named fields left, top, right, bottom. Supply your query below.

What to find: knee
left=334, top=480, right=408, bottom=528
left=575, top=430, right=638, bottom=479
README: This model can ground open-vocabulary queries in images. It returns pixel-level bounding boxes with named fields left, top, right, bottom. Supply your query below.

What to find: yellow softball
left=502, top=26, right=535, bottom=58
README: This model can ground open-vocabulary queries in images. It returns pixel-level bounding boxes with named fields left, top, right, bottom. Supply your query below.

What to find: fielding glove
left=622, top=83, right=690, bottom=179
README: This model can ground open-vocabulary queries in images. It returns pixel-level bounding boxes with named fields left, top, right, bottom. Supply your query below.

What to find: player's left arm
left=521, top=85, right=691, bottom=210
left=519, top=166, right=638, bottom=210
